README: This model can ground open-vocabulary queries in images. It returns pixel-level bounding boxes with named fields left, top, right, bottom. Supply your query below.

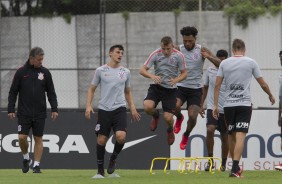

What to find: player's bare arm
left=85, top=85, right=97, bottom=120
left=201, top=47, right=221, bottom=67
left=139, top=65, right=162, bottom=84
left=213, top=76, right=223, bottom=120
left=125, top=87, right=141, bottom=122
left=200, top=85, right=208, bottom=118
left=256, top=77, right=275, bottom=105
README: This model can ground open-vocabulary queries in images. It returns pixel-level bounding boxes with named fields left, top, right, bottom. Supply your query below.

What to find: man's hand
left=130, top=109, right=141, bottom=122
left=212, top=106, right=219, bottom=120
left=51, top=112, right=59, bottom=121
left=269, top=95, right=275, bottom=105
left=151, top=75, right=162, bottom=84
left=8, top=113, right=16, bottom=120
left=85, top=106, right=94, bottom=120
left=199, top=105, right=205, bottom=118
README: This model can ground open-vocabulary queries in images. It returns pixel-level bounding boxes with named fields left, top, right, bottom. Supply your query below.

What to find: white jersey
left=177, top=44, right=204, bottom=89
left=217, top=56, right=262, bottom=107
left=204, top=66, right=225, bottom=113
left=91, top=64, right=130, bottom=111
left=144, top=48, right=186, bottom=89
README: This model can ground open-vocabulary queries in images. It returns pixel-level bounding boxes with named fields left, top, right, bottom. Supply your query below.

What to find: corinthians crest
left=38, top=72, right=44, bottom=80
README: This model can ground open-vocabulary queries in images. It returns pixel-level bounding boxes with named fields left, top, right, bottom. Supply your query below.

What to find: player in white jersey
left=275, top=51, right=282, bottom=171
left=85, top=45, right=141, bottom=178
left=200, top=49, right=229, bottom=172
left=173, top=26, right=221, bottom=150
left=140, top=36, right=187, bottom=145
left=213, top=39, right=275, bottom=178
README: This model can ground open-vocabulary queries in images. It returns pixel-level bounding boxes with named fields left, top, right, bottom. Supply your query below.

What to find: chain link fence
left=0, top=0, right=281, bottom=109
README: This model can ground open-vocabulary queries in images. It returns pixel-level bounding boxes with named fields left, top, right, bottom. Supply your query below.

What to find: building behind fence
left=0, top=0, right=281, bottom=109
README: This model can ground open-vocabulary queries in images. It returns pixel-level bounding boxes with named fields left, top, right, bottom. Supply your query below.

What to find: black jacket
left=8, top=61, right=58, bottom=119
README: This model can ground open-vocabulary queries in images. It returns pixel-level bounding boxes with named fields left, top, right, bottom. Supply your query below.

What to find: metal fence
left=0, top=0, right=281, bottom=109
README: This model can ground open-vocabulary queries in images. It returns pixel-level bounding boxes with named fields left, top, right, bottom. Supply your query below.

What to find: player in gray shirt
left=200, top=49, right=228, bottom=172
left=213, top=39, right=275, bottom=178
left=173, top=26, right=221, bottom=150
left=140, top=36, right=187, bottom=145
left=275, top=50, right=282, bottom=171
left=85, top=45, right=141, bottom=178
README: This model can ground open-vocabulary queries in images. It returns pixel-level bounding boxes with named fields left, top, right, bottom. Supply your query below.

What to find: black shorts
left=224, top=106, right=252, bottom=134
left=95, top=107, right=127, bottom=137
left=144, top=84, right=177, bottom=113
left=176, top=86, right=202, bottom=108
left=206, top=109, right=227, bottom=133
left=18, top=117, right=45, bottom=137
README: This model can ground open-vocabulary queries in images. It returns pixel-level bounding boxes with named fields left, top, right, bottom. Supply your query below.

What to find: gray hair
left=29, top=47, right=44, bottom=57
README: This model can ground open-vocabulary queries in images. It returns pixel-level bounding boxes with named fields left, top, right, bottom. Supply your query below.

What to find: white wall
left=231, top=13, right=282, bottom=108
left=30, top=17, right=79, bottom=108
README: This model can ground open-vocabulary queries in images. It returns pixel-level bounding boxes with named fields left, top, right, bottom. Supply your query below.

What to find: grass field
left=0, top=169, right=281, bottom=184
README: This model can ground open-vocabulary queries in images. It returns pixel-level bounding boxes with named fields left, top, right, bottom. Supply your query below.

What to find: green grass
left=0, top=169, right=281, bottom=184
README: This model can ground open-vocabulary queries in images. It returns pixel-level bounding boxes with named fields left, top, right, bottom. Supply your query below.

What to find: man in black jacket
left=8, top=47, right=58, bottom=173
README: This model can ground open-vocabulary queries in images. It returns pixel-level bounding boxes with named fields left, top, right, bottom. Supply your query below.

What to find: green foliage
left=62, top=13, right=72, bottom=24
left=224, top=0, right=282, bottom=29
left=121, top=11, right=130, bottom=21
left=172, top=8, right=182, bottom=17
left=269, top=5, right=282, bottom=16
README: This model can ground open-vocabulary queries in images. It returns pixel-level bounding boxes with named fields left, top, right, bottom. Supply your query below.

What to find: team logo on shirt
left=168, top=57, right=176, bottom=64
left=192, top=53, right=200, bottom=61
left=118, top=71, right=125, bottom=79
left=38, top=72, right=44, bottom=80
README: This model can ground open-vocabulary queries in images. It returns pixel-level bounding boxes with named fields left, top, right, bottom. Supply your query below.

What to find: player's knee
left=18, top=134, right=28, bottom=141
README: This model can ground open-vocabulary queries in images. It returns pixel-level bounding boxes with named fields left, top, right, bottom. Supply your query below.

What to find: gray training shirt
left=177, top=44, right=204, bottom=89
left=204, top=66, right=226, bottom=113
left=217, top=56, right=262, bottom=107
left=144, top=48, right=186, bottom=89
left=91, top=64, right=130, bottom=111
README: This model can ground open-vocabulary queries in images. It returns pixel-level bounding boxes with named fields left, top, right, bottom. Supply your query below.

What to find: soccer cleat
left=173, top=114, right=184, bottom=134
left=150, top=111, right=159, bottom=131
left=22, top=159, right=32, bottom=173
left=230, top=168, right=243, bottom=178
left=220, top=165, right=226, bottom=172
left=167, top=128, right=175, bottom=145
left=107, top=159, right=116, bottom=174
left=92, top=173, right=105, bottom=179
left=275, top=164, right=282, bottom=171
left=180, top=134, right=189, bottom=150
left=205, top=161, right=215, bottom=171
left=32, top=165, right=42, bottom=173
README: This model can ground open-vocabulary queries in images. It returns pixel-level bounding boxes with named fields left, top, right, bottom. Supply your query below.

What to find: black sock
left=153, top=110, right=159, bottom=118
left=97, top=144, right=105, bottom=173
left=176, top=113, right=183, bottom=120
left=167, top=126, right=173, bottom=133
left=111, top=141, right=125, bottom=160
left=183, top=130, right=190, bottom=137
left=222, top=158, right=227, bottom=167
left=232, top=160, right=239, bottom=172
left=208, top=153, right=213, bottom=163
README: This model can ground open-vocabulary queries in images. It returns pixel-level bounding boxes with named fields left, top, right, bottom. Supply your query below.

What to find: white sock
left=23, top=153, right=29, bottom=160
left=33, top=161, right=40, bottom=167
